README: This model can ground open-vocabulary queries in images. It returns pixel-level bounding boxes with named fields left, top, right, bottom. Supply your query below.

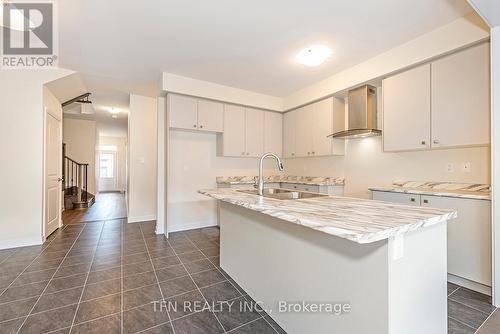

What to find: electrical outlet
left=446, top=163, right=454, bottom=173
left=462, top=162, right=471, bottom=173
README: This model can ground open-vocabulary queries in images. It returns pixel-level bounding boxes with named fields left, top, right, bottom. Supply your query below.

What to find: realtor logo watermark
left=1, top=1, right=58, bottom=68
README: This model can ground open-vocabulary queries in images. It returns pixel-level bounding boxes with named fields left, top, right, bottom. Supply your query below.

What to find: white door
left=168, top=94, right=198, bottom=130
left=431, top=43, right=490, bottom=148
left=197, top=100, right=224, bottom=132
left=264, top=111, right=283, bottom=156
left=383, top=64, right=431, bottom=152
left=222, top=104, right=246, bottom=157
left=45, top=113, right=62, bottom=238
left=244, top=108, right=264, bottom=157
left=99, top=151, right=117, bottom=191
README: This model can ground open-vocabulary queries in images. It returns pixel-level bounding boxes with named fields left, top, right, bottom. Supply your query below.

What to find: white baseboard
left=167, top=221, right=218, bottom=234
left=0, top=236, right=43, bottom=250
left=448, top=273, right=492, bottom=296
left=128, top=215, right=157, bottom=224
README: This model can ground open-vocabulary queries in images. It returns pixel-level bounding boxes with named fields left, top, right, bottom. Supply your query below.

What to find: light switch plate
left=446, top=163, right=454, bottom=173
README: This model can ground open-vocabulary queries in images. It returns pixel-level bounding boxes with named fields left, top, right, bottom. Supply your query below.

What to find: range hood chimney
left=328, top=85, right=381, bottom=139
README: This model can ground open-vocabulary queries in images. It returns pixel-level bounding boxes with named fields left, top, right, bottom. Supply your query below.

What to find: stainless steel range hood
left=328, top=85, right=381, bottom=139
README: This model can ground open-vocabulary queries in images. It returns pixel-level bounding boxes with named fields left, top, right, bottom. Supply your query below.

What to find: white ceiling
left=468, top=0, right=500, bottom=26
left=58, top=0, right=473, bottom=109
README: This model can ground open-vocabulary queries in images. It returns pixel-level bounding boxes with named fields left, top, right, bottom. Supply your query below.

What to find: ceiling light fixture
left=296, top=45, right=332, bottom=67
left=111, top=114, right=118, bottom=119
left=108, top=108, right=121, bottom=115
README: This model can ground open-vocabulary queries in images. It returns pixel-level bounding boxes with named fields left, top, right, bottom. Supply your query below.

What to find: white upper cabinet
left=222, top=104, right=246, bottom=157
left=197, top=100, right=224, bottom=132
left=295, top=105, right=314, bottom=157
left=169, top=94, right=198, bottom=130
left=264, top=111, right=283, bottom=156
left=431, top=43, right=490, bottom=148
left=245, top=108, right=265, bottom=157
left=283, top=110, right=297, bottom=158
left=169, top=94, right=223, bottom=132
left=383, top=64, right=431, bottom=152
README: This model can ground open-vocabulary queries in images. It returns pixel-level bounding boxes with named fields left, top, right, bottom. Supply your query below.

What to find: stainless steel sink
left=237, top=188, right=328, bottom=200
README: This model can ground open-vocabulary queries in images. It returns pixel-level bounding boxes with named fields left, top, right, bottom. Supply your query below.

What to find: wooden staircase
left=63, top=143, right=95, bottom=210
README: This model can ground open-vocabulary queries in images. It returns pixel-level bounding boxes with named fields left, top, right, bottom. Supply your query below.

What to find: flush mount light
left=296, top=45, right=332, bottom=67
left=111, top=114, right=118, bottom=119
left=108, top=108, right=121, bottom=115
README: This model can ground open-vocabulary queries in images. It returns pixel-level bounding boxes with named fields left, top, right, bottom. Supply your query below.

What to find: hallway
left=63, top=192, right=127, bottom=225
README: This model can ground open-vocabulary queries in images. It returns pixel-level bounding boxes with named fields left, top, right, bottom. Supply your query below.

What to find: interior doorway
left=99, top=147, right=117, bottom=192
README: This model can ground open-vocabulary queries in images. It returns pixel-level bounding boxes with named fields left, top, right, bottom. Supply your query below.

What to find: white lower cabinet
left=372, top=190, right=491, bottom=290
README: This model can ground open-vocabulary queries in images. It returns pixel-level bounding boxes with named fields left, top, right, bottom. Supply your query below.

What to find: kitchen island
left=199, top=188, right=457, bottom=334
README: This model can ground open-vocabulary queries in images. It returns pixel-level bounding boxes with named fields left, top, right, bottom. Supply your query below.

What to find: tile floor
left=0, top=220, right=284, bottom=334
left=0, top=220, right=498, bottom=334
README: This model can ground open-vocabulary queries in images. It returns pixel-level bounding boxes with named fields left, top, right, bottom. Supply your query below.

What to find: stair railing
left=63, top=155, right=89, bottom=202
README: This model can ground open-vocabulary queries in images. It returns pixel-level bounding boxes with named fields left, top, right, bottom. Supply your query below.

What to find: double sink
left=238, top=188, right=328, bottom=200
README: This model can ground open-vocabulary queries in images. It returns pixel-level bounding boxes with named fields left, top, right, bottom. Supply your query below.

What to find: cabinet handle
left=433, top=140, right=439, bottom=145
left=312, top=151, right=315, bottom=155
left=421, top=140, right=426, bottom=145
left=199, top=125, right=203, bottom=129
left=307, top=152, right=310, bottom=155
left=294, top=186, right=298, bottom=189
left=193, top=124, right=197, bottom=128
left=246, top=153, right=250, bottom=156
left=423, top=199, right=429, bottom=204
left=291, top=153, right=295, bottom=156
left=410, top=198, right=415, bottom=202
left=241, top=152, right=245, bottom=155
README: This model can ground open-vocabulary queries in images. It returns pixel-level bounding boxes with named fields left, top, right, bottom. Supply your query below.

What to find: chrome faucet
left=256, top=152, right=284, bottom=196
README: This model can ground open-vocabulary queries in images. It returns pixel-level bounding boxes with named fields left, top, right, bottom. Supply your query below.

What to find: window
left=100, top=153, right=114, bottom=178
left=99, top=145, right=117, bottom=151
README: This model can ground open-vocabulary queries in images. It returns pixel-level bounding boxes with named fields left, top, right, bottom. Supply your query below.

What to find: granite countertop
left=369, top=181, right=491, bottom=201
left=199, top=188, right=456, bottom=244
left=216, top=175, right=345, bottom=186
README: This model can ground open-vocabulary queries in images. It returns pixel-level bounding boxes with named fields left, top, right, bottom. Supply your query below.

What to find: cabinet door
left=197, top=100, right=223, bottom=132
left=283, top=111, right=297, bottom=158
left=331, top=97, right=346, bottom=155
left=371, top=191, right=421, bottom=206
left=383, top=64, right=431, bottom=152
left=421, top=195, right=491, bottom=286
left=222, top=105, right=246, bottom=157
left=431, top=43, right=490, bottom=148
left=264, top=111, right=283, bottom=156
left=312, top=98, right=333, bottom=156
left=168, top=94, right=198, bottom=130
left=245, top=108, right=265, bottom=157
left=295, top=105, right=314, bottom=157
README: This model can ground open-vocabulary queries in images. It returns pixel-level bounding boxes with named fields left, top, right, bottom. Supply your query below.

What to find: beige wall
left=99, top=136, right=128, bottom=192
left=0, top=68, right=74, bottom=249
left=63, top=118, right=97, bottom=195
left=128, top=94, right=158, bottom=223
left=168, top=130, right=281, bottom=232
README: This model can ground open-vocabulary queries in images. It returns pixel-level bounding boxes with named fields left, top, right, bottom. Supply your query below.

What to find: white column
left=156, top=97, right=167, bottom=235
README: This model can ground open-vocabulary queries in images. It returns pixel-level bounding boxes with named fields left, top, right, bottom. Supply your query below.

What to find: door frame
left=98, top=149, right=118, bottom=192
left=42, top=108, right=63, bottom=241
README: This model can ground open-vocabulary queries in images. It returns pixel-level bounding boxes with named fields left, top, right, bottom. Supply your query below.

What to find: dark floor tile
left=0, top=280, right=48, bottom=303
left=19, top=304, right=77, bottom=334
left=200, top=247, right=219, bottom=257
left=172, top=310, right=224, bottom=334
left=477, top=309, right=500, bottom=334
left=33, top=286, right=83, bottom=313
left=201, top=281, right=241, bottom=304
left=122, top=302, right=171, bottom=334
left=139, top=322, right=174, bottom=334
left=215, top=296, right=261, bottom=332
left=91, top=258, right=122, bottom=272
left=74, top=293, right=121, bottom=324
left=152, top=256, right=181, bottom=270
left=0, top=316, right=26, bottom=334
left=148, top=248, right=176, bottom=259
left=45, top=273, right=87, bottom=293
left=123, top=271, right=157, bottom=291
left=123, top=284, right=162, bottom=310
left=87, top=267, right=121, bottom=284
left=123, top=261, right=154, bottom=277
left=24, top=259, right=64, bottom=273
left=171, top=244, right=197, bottom=254
left=230, top=317, right=277, bottom=334
left=448, top=317, right=475, bottom=334
left=60, top=255, right=93, bottom=268
left=11, top=268, right=56, bottom=287
left=228, top=279, right=246, bottom=295
left=156, top=265, right=188, bottom=282
left=54, top=263, right=91, bottom=278
left=178, top=251, right=205, bottom=263
left=123, top=252, right=149, bottom=265
left=0, top=273, right=19, bottom=289
left=263, top=315, right=287, bottom=334
left=82, top=278, right=121, bottom=301
left=166, top=290, right=206, bottom=319
left=209, top=256, right=220, bottom=266
left=0, top=297, right=38, bottom=322
left=191, top=269, right=226, bottom=288
left=184, top=259, right=216, bottom=274
left=448, top=282, right=460, bottom=295
left=449, top=288, right=496, bottom=315
left=71, top=313, right=121, bottom=334
left=159, top=276, right=196, bottom=298
left=448, top=300, right=490, bottom=329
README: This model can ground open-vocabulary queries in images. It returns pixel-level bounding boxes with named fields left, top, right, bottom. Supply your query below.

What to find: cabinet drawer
left=371, top=191, right=421, bottom=206
left=280, top=183, right=319, bottom=193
